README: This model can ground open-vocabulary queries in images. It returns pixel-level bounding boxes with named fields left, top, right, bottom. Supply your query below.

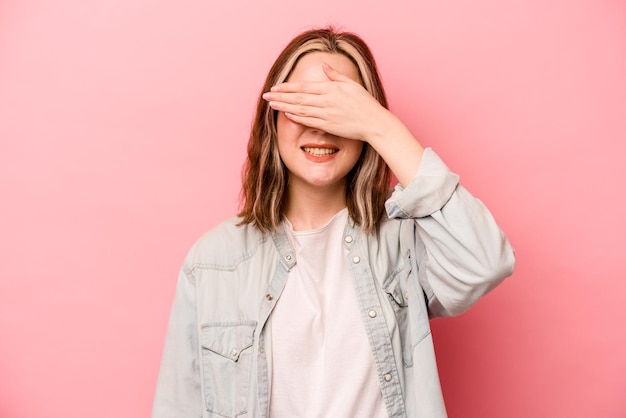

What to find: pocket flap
left=383, top=267, right=409, bottom=307
left=201, top=321, right=257, bottom=362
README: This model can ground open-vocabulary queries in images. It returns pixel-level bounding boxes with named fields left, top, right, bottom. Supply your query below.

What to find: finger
left=322, top=63, right=358, bottom=84
left=283, top=112, right=326, bottom=130
left=263, top=92, right=326, bottom=108
left=270, top=81, right=327, bottom=94
left=267, top=100, right=326, bottom=118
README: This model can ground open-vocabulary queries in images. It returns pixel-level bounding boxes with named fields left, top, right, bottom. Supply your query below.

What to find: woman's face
left=276, top=52, right=364, bottom=193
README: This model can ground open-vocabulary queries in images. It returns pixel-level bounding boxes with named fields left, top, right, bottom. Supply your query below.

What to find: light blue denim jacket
left=153, top=148, right=515, bottom=418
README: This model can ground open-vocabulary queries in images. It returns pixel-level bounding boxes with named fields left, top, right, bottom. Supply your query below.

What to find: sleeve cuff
left=385, top=147, right=460, bottom=219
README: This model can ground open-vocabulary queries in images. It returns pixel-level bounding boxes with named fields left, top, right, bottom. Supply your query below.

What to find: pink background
left=1, top=0, right=624, bottom=417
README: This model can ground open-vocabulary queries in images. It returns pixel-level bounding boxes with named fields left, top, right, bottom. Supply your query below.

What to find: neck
left=284, top=181, right=347, bottom=231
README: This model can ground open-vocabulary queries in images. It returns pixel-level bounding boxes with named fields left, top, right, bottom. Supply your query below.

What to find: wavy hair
left=238, top=27, right=391, bottom=234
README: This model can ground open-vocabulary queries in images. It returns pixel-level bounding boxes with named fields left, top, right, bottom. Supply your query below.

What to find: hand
left=263, top=62, right=425, bottom=187
left=262, top=63, right=391, bottom=142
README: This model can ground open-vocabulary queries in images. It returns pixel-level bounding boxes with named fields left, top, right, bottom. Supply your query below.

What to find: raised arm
left=263, top=63, right=515, bottom=316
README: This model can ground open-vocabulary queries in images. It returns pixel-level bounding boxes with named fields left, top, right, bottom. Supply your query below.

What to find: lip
left=301, top=143, right=339, bottom=163
left=301, top=143, right=338, bottom=149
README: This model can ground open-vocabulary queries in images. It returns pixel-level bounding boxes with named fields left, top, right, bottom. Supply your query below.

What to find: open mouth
left=302, top=147, right=338, bottom=157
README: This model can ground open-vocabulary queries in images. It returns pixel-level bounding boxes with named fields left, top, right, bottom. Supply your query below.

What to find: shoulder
left=184, top=217, right=269, bottom=270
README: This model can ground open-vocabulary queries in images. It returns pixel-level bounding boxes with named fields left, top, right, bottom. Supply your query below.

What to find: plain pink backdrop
left=1, top=1, right=624, bottom=417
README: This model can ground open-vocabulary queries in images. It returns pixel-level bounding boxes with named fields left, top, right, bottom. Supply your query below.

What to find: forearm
left=365, top=111, right=425, bottom=188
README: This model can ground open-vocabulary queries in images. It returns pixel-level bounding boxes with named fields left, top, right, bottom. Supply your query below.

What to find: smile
left=302, top=147, right=338, bottom=156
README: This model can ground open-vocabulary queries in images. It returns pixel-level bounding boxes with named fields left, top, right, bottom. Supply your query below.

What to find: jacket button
left=266, top=294, right=273, bottom=301
left=231, top=348, right=239, bottom=358
left=352, top=256, right=360, bottom=264
left=368, top=310, right=377, bottom=318
left=344, top=235, right=353, bottom=243
left=384, top=373, right=392, bottom=382
left=285, top=255, right=292, bottom=261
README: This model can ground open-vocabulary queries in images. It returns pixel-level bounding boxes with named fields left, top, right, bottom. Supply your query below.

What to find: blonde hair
left=238, top=28, right=391, bottom=234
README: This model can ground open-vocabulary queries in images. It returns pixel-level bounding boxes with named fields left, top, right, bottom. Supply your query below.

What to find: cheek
left=276, top=113, right=305, bottom=143
left=348, top=141, right=364, bottom=160
left=346, top=142, right=365, bottom=171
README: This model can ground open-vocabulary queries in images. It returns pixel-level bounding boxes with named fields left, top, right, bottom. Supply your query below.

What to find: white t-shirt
left=269, top=208, right=387, bottom=418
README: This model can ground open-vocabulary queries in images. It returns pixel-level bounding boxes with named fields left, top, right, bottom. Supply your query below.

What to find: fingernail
left=262, top=92, right=270, bottom=100
left=271, top=85, right=279, bottom=92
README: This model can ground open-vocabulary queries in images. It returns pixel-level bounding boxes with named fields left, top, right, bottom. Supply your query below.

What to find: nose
left=308, top=127, right=326, bottom=136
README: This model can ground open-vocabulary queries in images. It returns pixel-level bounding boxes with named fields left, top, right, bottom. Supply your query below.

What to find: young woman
left=153, top=28, right=515, bottom=418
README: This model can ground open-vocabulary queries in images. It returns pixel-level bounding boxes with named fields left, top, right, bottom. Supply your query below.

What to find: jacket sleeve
left=152, top=263, right=203, bottom=417
left=385, top=148, right=515, bottom=318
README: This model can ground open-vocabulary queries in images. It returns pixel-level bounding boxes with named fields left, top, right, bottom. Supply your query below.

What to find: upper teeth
left=303, top=147, right=337, bottom=156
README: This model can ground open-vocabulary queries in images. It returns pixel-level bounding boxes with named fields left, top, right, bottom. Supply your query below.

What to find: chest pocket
left=383, top=265, right=413, bottom=368
left=200, top=321, right=257, bottom=417
left=382, top=253, right=431, bottom=368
